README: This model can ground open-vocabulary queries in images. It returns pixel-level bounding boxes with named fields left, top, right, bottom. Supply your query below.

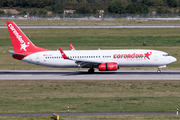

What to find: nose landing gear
left=157, top=65, right=166, bottom=73
left=157, top=68, right=161, bottom=73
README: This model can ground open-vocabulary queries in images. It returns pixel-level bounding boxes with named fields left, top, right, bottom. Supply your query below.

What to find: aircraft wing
left=59, top=48, right=102, bottom=68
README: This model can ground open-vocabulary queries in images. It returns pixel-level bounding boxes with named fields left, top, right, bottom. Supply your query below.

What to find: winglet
left=69, top=44, right=75, bottom=51
left=59, top=48, right=69, bottom=59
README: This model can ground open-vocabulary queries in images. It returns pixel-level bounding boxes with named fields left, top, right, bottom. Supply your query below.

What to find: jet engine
left=98, top=62, right=119, bottom=71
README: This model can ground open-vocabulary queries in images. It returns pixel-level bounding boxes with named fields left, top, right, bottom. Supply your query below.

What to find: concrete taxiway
left=0, top=112, right=175, bottom=116
left=0, top=70, right=180, bottom=80
left=1, top=25, right=180, bottom=28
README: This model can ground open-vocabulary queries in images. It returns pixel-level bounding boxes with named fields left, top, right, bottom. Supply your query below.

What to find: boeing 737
left=6, top=21, right=177, bottom=73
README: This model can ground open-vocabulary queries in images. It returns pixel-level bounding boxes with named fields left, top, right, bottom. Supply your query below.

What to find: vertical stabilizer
left=6, top=21, right=49, bottom=54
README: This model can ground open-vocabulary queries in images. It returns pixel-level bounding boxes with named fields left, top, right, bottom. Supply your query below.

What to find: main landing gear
left=88, top=68, right=95, bottom=74
left=157, top=68, right=161, bottom=73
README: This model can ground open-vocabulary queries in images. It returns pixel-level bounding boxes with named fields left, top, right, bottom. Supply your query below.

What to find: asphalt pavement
left=0, top=70, right=180, bottom=80
left=1, top=25, right=180, bottom=28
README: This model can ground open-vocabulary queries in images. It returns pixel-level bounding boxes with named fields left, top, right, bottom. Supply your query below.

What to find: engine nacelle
left=98, top=62, right=118, bottom=71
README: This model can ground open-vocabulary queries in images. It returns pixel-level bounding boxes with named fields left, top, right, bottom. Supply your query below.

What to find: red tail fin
left=6, top=21, right=49, bottom=54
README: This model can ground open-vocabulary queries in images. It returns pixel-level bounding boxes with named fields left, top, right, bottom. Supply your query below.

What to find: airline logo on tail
left=8, top=24, right=29, bottom=51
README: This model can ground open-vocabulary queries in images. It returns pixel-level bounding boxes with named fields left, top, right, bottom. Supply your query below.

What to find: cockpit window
left=163, top=54, right=170, bottom=56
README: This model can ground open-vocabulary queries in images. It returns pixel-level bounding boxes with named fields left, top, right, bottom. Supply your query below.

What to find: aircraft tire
left=157, top=70, right=161, bottom=73
left=88, top=68, right=94, bottom=74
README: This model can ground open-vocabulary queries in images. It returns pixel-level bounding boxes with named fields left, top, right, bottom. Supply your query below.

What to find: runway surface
left=1, top=25, right=180, bottom=28
left=0, top=70, right=180, bottom=80
left=0, top=112, right=176, bottom=116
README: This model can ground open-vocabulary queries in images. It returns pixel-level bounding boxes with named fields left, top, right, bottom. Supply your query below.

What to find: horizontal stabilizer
left=6, top=50, right=26, bottom=56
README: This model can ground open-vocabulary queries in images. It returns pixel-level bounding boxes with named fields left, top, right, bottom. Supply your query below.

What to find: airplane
left=6, top=21, right=177, bottom=73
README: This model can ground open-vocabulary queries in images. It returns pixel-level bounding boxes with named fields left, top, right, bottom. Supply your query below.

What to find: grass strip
left=0, top=80, right=180, bottom=113
left=1, top=19, right=180, bottom=25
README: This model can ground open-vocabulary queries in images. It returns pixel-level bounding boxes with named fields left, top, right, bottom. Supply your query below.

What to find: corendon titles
left=8, top=24, right=29, bottom=51
left=8, top=24, right=24, bottom=44
left=113, top=52, right=152, bottom=61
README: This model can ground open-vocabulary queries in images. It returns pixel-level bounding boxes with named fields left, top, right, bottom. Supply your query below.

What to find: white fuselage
left=22, top=49, right=177, bottom=68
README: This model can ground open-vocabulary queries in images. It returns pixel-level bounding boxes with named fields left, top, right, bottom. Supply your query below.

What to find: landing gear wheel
left=157, top=69, right=161, bottom=73
left=88, top=68, right=95, bottom=74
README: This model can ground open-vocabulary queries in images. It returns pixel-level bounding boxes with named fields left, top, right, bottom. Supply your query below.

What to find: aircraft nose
left=170, top=56, right=177, bottom=63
